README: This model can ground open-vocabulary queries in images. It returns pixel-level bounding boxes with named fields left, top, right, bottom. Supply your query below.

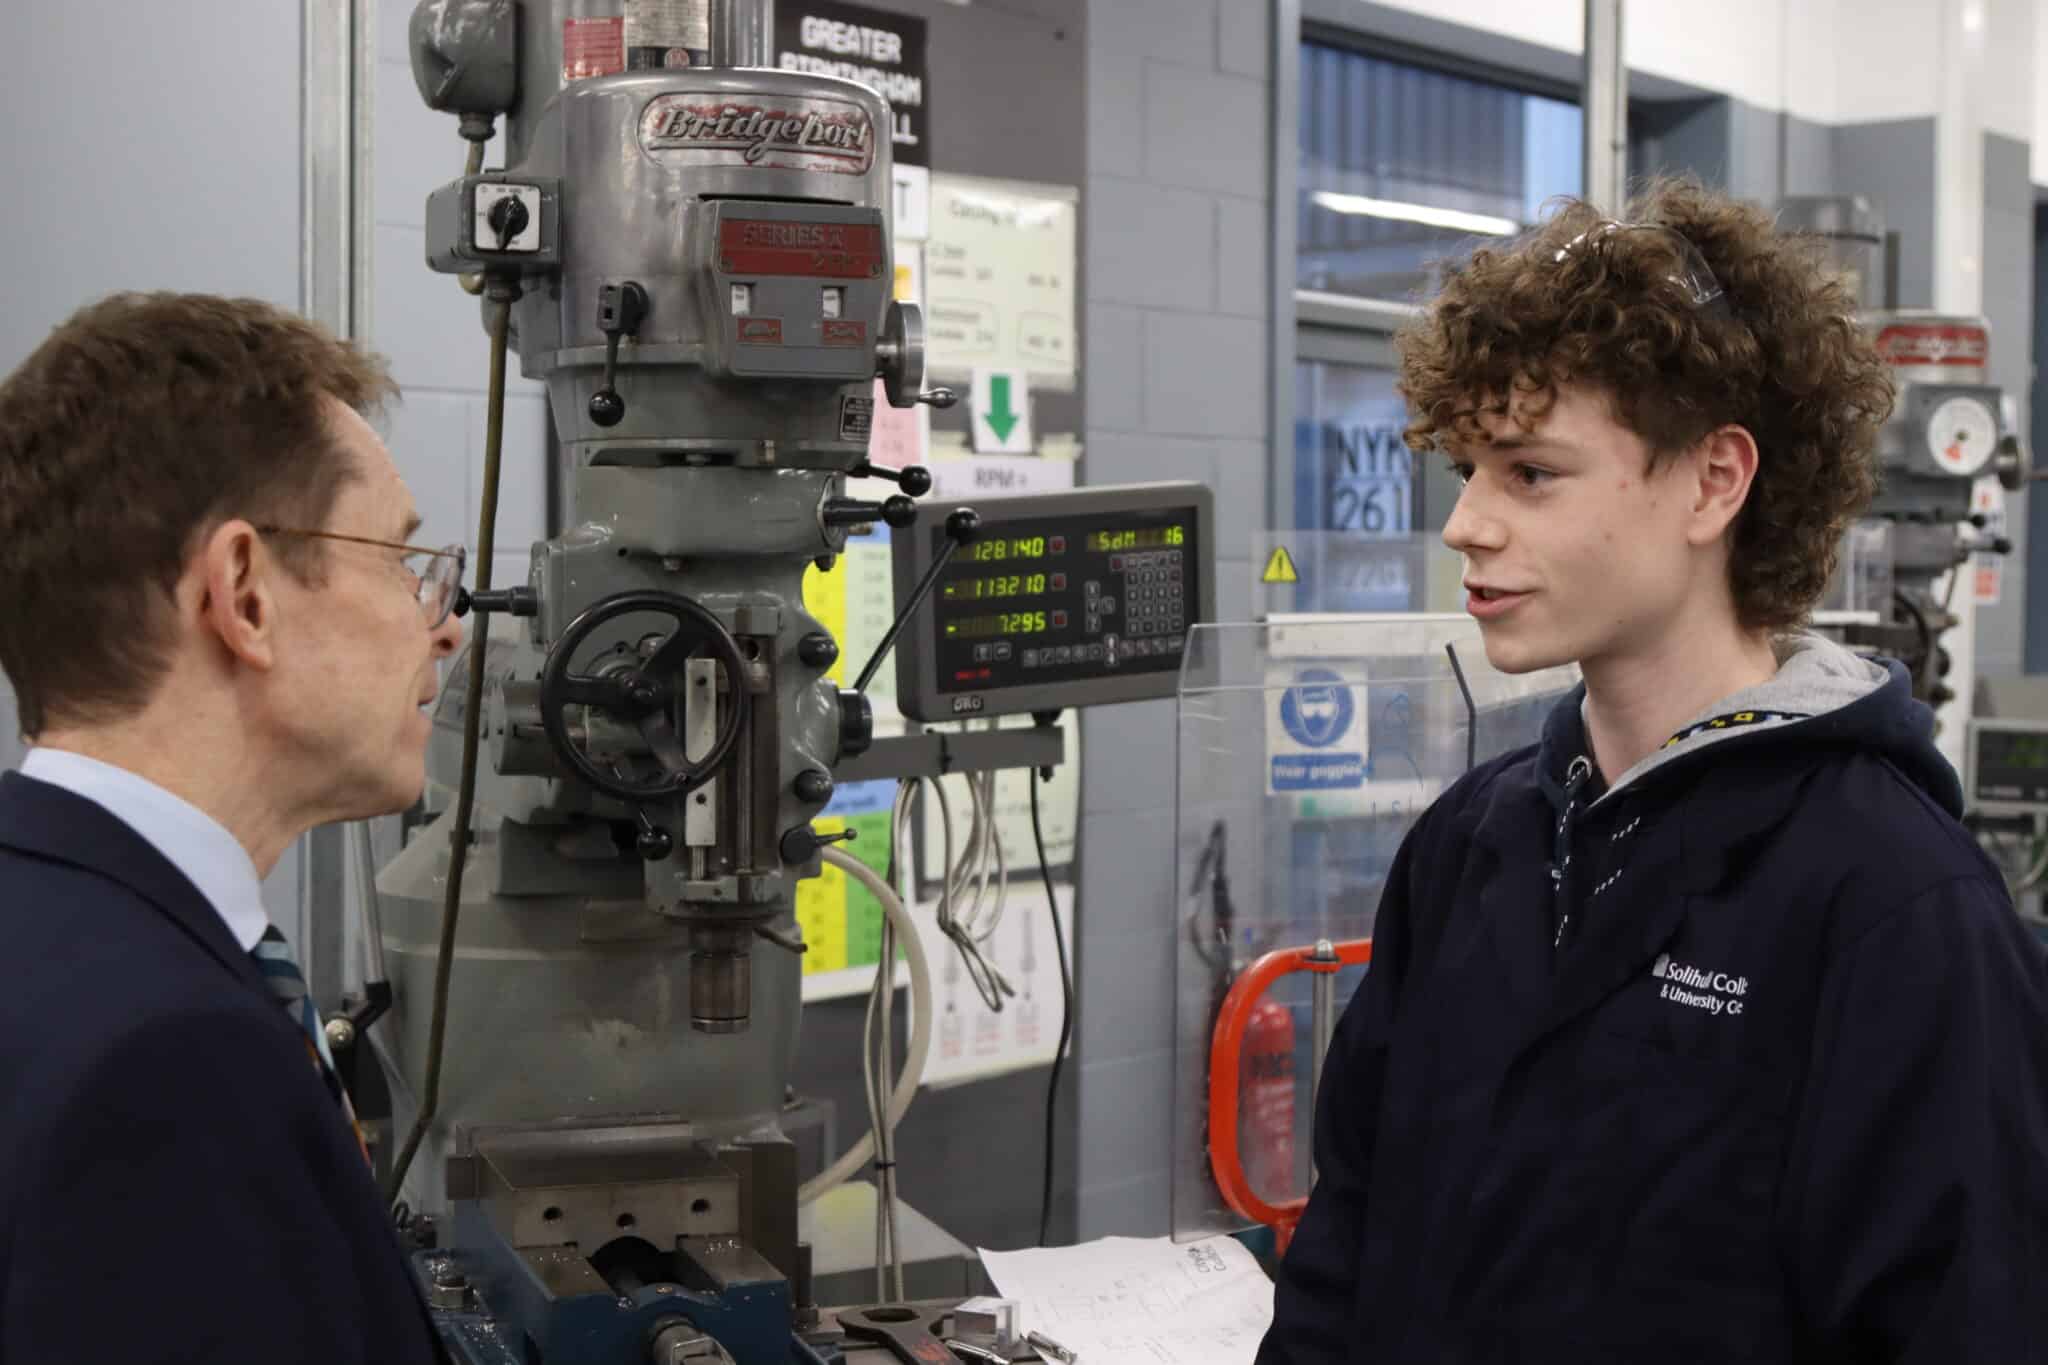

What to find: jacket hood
left=1535, top=632, right=1962, bottom=816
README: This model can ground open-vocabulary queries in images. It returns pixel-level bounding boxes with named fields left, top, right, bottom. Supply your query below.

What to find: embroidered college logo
left=1661, top=708, right=1809, bottom=749
left=1651, top=952, right=1749, bottom=1016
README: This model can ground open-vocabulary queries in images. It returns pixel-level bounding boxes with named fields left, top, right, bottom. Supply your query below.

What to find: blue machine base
left=414, top=1249, right=835, bottom=1365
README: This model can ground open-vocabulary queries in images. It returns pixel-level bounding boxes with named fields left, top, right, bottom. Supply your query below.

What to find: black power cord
left=1030, top=757, right=1073, bottom=1247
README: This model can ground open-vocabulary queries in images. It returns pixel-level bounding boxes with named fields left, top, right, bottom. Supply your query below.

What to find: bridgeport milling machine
left=1776, top=195, right=2031, bottom=709
left=375, top=3, right=1000, bottom=1361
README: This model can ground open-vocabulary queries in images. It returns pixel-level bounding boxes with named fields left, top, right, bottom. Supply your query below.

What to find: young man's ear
left=1688, top=424, right=1761, bottom=547
left=194, top=520, right=280, bottom=672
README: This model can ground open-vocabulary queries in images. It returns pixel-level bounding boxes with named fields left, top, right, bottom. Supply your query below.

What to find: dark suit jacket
left=0, top=772, right=442, bottom=1364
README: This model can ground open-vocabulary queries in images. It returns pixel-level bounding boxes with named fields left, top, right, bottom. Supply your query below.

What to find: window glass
left=1298, top=42, right=1582, bottom=303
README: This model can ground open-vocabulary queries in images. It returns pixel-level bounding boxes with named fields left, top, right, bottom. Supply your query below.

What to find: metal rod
left=1309, top=940, right=1337, bottom=1114
left=854, top=533, right=966, bottom=694
left=710, top=0, right=772, bottom=67
left=1308, top=939, right=1339, bottom=1185
left=1581, top=0, right=1627, bottom=213
left=1445, top=641, right=1477, bottom=773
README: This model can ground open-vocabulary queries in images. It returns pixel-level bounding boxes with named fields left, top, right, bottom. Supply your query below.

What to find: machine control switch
left=479, top=184, right=536, bottom=251
left=425, top=173, right=560, bottom=274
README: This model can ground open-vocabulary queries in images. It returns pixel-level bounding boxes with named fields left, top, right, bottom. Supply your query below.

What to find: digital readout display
left=946, top=611, right=1050, bottom=638
left=960, top=535, right=1052, bottom=563
left=941, top=573, right=1052, bottom=602
left=1973, top=726, right=2048, bottom=805
left=1086, top=526, right=1186, bottom=552
left=932, top=508, right=1200, bottom=695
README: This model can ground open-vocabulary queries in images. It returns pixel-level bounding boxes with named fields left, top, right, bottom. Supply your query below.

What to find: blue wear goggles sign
left=1268, top=667, right=1368, bottom=793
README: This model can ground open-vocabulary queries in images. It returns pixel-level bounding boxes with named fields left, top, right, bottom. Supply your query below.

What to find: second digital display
left=941, top=572, right=1058, bottom=602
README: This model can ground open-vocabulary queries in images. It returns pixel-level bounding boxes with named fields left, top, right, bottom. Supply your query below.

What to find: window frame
left=1278, top=21, right=1585, bottom=544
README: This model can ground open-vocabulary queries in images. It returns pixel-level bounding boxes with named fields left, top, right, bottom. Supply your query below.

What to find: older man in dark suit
left=0, top=293, right=464, bottom=1363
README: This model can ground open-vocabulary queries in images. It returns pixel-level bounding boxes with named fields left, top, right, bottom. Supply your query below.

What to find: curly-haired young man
left=1259, top=179, right=2048, bottom=1363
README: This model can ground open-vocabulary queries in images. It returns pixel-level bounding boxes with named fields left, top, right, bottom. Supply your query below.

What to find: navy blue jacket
left=0, top=772, right=442, bottom=1364
left=1261, top=655, right=2048, bottom=1363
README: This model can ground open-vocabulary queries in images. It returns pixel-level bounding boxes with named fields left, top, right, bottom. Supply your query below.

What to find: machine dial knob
left=1925, top=395, right=1999, bottom=478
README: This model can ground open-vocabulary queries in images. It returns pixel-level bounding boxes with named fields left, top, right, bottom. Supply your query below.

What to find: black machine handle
left=852, top=508, right=979, bottom=694
left=588, top=281, right=649, bottom=428
left=851, top=460, right=934, bottom=496
left=822, top=495, right=919, bottom=531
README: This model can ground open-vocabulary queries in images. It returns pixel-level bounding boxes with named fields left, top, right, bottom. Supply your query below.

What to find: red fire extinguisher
left=1190, top=824, right=1298, bottom=1207
left=1209, top=939, right=1373, bottom=1251
left=1240, top=998, right=1297, bottom=1202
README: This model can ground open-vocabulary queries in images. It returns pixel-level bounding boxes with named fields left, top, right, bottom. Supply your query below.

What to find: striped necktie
left=252, top=925, right=370, bottom=1165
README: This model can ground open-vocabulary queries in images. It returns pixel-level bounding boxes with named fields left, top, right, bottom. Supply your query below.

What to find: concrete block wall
left=1075, top=0, right=1274, bottom=1238
left=374, top=0, right=551, bottom=592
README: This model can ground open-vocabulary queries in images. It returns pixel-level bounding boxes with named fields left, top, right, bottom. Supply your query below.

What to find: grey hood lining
left=1591, top=632, right=1891, bottom=805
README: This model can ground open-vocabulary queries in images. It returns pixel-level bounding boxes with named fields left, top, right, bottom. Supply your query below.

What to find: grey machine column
left=381, top=2, right=954, bottom=1360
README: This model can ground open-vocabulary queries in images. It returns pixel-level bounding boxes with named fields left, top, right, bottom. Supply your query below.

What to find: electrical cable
left=1031, top=763, right=1072, bottom=1247
left=931, top=771, right=1015, bottom=1011
left=865, top=903, right=899, bottom=1298
left=981, top=769, right=1011, bottom=941
left=799, top=846, right=933, bottom=1207
left=385, top=293, right=509, bottom=1205
left=862, top=778, right=927, bottom=1302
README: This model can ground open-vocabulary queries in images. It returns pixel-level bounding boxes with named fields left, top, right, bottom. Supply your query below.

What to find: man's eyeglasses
left=1552, top=220, right=1729, bottom=311
left=255, top=527, right=467, bottom=629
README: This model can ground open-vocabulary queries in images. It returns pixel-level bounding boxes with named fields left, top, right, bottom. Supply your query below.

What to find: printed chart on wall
left=925, top=174, right=1078, bottom=391
left=793, top=762, right=1078, bottom=1090
left=796, top=452, right=1083, bottom=1086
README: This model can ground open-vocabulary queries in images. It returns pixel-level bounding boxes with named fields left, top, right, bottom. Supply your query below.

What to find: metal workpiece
left=427, top=1254, right=473, bottom=1310
left=476, top=1133, right=743, bottom=1252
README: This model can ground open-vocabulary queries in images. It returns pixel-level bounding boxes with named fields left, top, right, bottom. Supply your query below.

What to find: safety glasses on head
left=1552, top=220, right=1729, bottom=312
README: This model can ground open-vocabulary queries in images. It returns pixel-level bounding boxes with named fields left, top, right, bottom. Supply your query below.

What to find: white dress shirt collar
left=19, top=747, right=271, bottom=952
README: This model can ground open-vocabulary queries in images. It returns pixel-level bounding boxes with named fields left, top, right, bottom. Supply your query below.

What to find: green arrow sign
left=984, top=374, right=1021, bottom=443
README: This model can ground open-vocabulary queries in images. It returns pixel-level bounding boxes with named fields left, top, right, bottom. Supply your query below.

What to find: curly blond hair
left=1397, top=176, right=1895, bottom=631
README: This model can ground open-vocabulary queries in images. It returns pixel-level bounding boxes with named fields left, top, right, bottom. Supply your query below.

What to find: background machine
left=1777, top=195, right=2030, bottom=709
left=355, top=4, right=1211, bottom=1362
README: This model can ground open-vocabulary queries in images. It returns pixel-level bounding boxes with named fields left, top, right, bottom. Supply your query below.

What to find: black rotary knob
left=486, top=194, right=530, bottom=248
left=798, top=633, right=839, bottom=669
left=837, top=690, right=873, bottom=758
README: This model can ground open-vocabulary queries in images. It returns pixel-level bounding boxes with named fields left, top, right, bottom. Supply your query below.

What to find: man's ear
left=194, top=520, right=279, bottom=672
left=1687, top=424, right=1761, bottom=548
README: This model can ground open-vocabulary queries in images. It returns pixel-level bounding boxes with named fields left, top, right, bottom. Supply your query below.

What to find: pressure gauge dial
left=1926, top=395, right=1999, bottom=478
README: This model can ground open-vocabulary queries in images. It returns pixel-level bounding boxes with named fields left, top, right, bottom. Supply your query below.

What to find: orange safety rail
left=1207, top=938, right=1373, bottom=1251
